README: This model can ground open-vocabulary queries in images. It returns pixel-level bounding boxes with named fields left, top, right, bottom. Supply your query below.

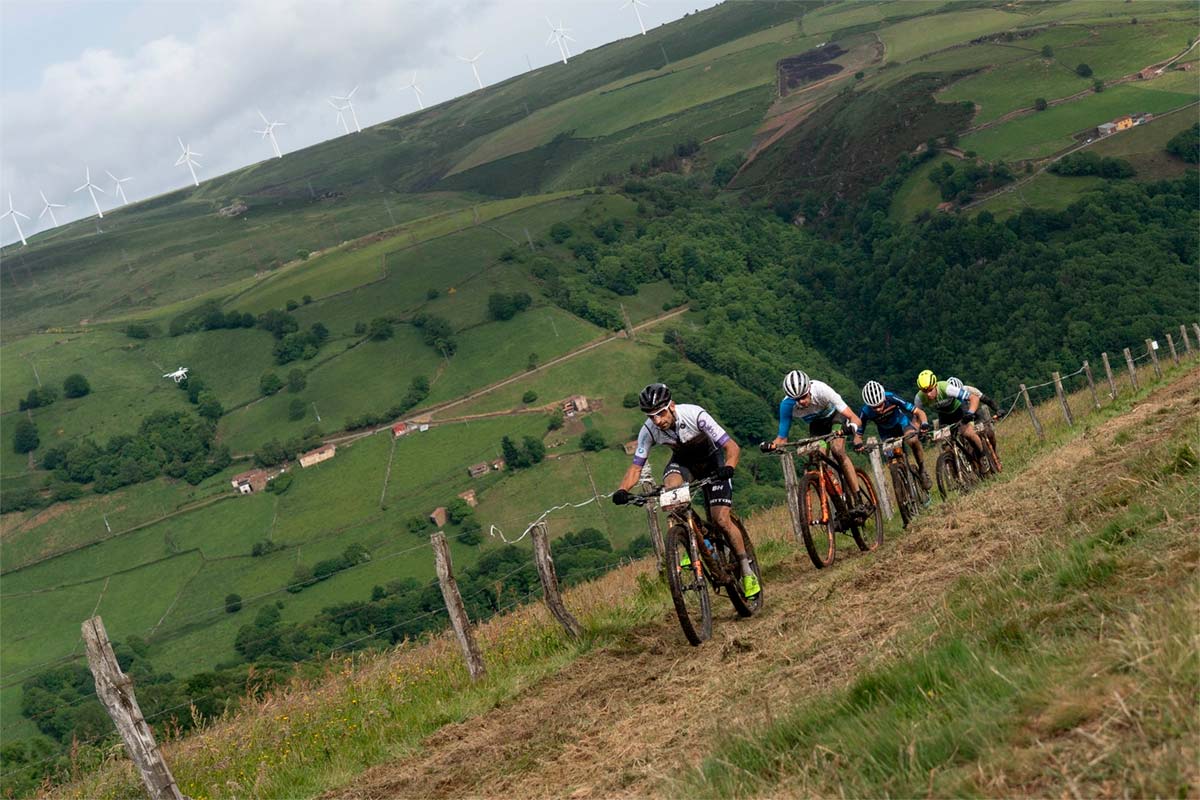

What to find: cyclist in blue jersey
left=612, top=383, right=759, bottom=598
left=852, top=380, right=932, bottom=489
left=766, top=370, right=865, bottom=506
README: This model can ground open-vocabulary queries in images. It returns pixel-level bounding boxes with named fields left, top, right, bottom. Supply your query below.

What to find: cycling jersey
left=913, top=380, right=973, bottom=414
left=777, top=380, right=849, bottom=439
left=859, top=391, right=917, bottom=437
left=632, top=403, right=730, bottom=467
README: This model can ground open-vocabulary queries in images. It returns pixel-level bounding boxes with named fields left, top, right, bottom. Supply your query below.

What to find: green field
left=878, top=8, right=1020, bottom=64
left=940, top=22, right=1191, bottom=124
left=961, top=79, right=1199, bottom=161
left=1086, top=104, right=1200, bottom=177
left=888, top=154, right=955, bottom=222
left=971, top=174, right=1106, bottom=217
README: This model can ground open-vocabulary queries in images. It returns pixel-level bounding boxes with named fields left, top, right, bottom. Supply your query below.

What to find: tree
left=527, top=352, right=539, bottom=371
left=500, top=436, right=530, bottom=469
left=427, top=288, right=440, bottom=300
left=547, top=409, right=565, bottom=431
left=367, top=318, right=394, bottom=341
left=523, top=436, right=546, bottom=464
left=13, top=418, right=38, bottom=454
left=288, top=398, right=307, bottom=421
left=225, top=594, right=242, bottom=613
left=1075, top=63, right=1093, bottom=77
left=1041, top=44, right=1054, bottom=58
left=549, top=221, right=572, bottom=243
left=1093, top=79, right=1104, bottom=93
left=260, top=372, right=284, bottom=396
left=522, top=390, right=538, bottom=404
left=580, top=429, right=606, bottom=451
left=197, top=393, right=224, bottom=421
left=62, top=374, right=90, bottom=398
left=1165, top=123, right=1199, bottom=163
left=1034, top=97, right=1048, bottom=111
left=623, top=392, right=640, bottom=408
left=287, top=369, right=307, bottom=393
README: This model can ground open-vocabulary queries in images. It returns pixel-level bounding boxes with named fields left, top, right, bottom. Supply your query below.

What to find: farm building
left=936, top=201, right=955, bottom=213
left=491, top=458, right=506, bottom=471
left=230, top=469, right=271, bottom=494
left=299, top=444, right=336, bottom=468
left=391, top=422, right=408, bottom=438
left=1097, top=122, right=1118, bottom=136
left=467, top=462, right=490, bottom=478
left=429, top=507, right=448, bottom=527
left=1139, top=67, right=1159, bottom=80
left=458, top=489, right=478, bottom=508
left=562, top=395, right=589, bottom=415
left=623, top=440, right=639, bottom=456
left=1114, top=115, right=1134, bottom=131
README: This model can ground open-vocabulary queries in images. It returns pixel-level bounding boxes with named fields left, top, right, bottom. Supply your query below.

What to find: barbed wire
left=488, top=488, right=617, bottom=544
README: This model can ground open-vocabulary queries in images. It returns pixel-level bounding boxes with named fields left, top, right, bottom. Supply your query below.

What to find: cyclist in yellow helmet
left=914, top=370, right=987, bottom=461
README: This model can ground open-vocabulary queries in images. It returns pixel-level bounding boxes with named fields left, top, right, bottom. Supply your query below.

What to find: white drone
left=163, top=366, right=189, bottom=383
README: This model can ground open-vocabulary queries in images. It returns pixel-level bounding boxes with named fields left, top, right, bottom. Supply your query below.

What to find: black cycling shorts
left=809, top=411, right=849, bottom=438
left=663, top=452, right=732, bottom=507
left=938, top=406, right=965, bottom=427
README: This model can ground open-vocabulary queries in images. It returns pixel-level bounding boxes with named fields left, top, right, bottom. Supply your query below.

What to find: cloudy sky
left=0, top=0, right=720, bottom=245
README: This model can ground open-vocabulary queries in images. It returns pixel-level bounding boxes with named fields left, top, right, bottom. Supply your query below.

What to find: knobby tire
left=797, top=471, right=837, bottom=569
left=665, top=524, right=711, bottom=646
left=723, top=514, right=763, bottom=617
left=850, top=466, right=884, bottom=551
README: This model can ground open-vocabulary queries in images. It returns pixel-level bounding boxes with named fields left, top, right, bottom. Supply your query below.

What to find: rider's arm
left=853, top=405, right=873, bottom=444
left=773, top=396, right=796, bottom=446
left=839, top=404, right=863, bottom=432
left=964, top=388, right=981, bottom=414
left=913, top=406, right=929, bottom=426
left=722, top=437, right=740, bottom=470
left=618, top=425, right=654, bottom=492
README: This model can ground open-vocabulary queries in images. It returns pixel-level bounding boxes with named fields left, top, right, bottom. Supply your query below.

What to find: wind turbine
left=175, top=138, right=202, bottom=187
left=1, top=195, right=30, bottom=246
left=546, top=19, right=575, bottom=64
left=403, top=73, right=425, bottom=110
left=74, top=167, right=107, bottom=218
left=255, top=110, right=286, bottom=158
left=622, top=0, right=649, bottom=35
left=330, top=87, right=361, bottom=133
left=327, top=99, right=350, bottom=134
left=38, top=191, right=65, bottom=228
left=458, top=52, right=485, bottom=89
left=106, top=171, right=133, bottom=205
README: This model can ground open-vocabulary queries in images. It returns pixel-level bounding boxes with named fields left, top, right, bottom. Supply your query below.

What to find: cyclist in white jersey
left=612, top=383, right=759, bottom=598
left=766, top=369, right=865, bottom=505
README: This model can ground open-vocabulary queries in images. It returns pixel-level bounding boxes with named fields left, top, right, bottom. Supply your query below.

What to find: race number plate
left=659, top=485, right=692, bottom=509
left=933, top=427, right=952, bottom=441
left=795, top=442, right=824, bottom=457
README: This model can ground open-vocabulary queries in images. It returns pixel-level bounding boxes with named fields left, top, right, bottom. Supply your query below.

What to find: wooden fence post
left=1123, top=347, right=1139, bottom=391
left=865, top=437, right=894, bottom=521
left=82, top=617, right=185, bottom=800
left=1146, top=339, right=1162, bottom=379
left=530, top=523, right=582, bottom=639
left=1052, top=372, right=1073, bottom=426
left=431, top=532, right=486, bottom=681
left=1020, top=384, right=1043, bottom=438
left=1166, top=333, right=1179, bottom=366
left=779, top=449, right=805, bottom=538
left=1101, top=352, right=1117, bottom=398
left=1192, top=323, right=1200, bottom=354
left=1082, top=360, right=1101, bottom=410
left=1179, top=324, right=1192, bottom=356
left=644, top=500, right=665, bottom=575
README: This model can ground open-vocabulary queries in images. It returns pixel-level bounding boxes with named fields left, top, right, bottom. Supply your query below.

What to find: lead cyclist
left=611, top=383, right=760, bottom=598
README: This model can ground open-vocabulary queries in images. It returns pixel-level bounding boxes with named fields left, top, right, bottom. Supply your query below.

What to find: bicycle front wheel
left=798, top=472, right=836, bottom=569
left=724, top=515, right=763, bottom=617
left=850, top=467, right=884, bottom=551
left=665, top=525, right=712, bottom=646
left=935, top=451, right=958, bottom=500
left=889, top=461, right=915, bottom=528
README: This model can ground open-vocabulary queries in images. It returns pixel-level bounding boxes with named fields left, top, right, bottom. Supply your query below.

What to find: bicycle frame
left=639, top=479, right=736, bottom=587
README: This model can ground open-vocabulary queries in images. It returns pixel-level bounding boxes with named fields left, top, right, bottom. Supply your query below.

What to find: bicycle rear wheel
left=850, top=467, right=884, bottom=551
left=935, top=451, right=959, bottom=499
left=798, top=472, right=837, bottom=569
left=665, top=524, right=712, bottom=646
left=909, top=462, right=930, bottom=507
left=723, top=515, right=763, bottom=617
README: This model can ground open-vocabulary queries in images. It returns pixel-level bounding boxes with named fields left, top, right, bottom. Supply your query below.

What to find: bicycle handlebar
left=626, top=476, right=716, bottom=507
left=759, top=431, right=846, bottom=453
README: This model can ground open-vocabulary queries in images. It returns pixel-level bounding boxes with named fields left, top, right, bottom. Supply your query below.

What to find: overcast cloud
left=0, top=0, right=720, bottom=246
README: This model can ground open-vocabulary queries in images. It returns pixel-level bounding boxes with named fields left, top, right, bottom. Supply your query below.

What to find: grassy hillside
left=42, top=360, right=1198, bottom=800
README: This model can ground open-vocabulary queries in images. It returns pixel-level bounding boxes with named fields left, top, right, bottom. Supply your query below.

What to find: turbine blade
left=347, top=86, right=358, bottom=98
left=75, top=182, right=89, bottom=191
left=106, top=170, right=118, bottom=182
left=258, top=109, right=269, bottom=125
left=14, top=210, right=29, bottom=220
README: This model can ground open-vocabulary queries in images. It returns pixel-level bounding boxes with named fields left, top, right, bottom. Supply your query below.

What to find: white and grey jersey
left=632, top=403, right=731, bottom=467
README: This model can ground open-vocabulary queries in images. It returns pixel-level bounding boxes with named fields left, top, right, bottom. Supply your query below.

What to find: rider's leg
left=962, top=423, right=985, bottom=457
left=709, top=505, right=744, bottom=557
left=830, top=437, right=861, bottom=495
left=904, top=428, right=931, bottom=488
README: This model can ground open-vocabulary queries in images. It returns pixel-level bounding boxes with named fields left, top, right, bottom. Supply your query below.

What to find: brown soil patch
left=327, top=370, right=1199, bottom=798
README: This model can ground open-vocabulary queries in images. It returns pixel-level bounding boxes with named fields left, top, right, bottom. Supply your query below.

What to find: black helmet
left=639, top=383, right=672, bottom=414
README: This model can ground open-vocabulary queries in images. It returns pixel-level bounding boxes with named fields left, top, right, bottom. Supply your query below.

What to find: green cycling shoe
left=742, top=572, right=761, bottom=598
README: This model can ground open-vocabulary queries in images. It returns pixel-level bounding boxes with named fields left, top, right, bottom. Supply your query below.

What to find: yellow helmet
left=916, top=370, right=938, bottom=390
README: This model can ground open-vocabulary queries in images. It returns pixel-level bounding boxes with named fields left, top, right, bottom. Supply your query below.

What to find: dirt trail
left=328, top=368, right=1199, bottom=799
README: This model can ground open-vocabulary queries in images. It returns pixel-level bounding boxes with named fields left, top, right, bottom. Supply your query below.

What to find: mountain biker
left=947, top=377, right=1000, bottom=454
left=852, top=380, right=932, bottom=490
left=767, top=370, right=865, bottom=508
left=612, top=383, right=760, bottom=598
left=914, top=370, right=987, bottom=464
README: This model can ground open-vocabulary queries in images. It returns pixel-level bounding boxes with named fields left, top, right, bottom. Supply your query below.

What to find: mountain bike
left=627, top=477, right=763, bottom=646
left=932, top=421, right=995, bottom=499
left=976, top=415, right=1003, bottom=474
left=876, top=435, right=929, bottom=527
left=762, top=434, right=883, bottom=569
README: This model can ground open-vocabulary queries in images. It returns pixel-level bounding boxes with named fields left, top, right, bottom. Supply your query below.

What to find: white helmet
left=862, top=380, right=886, bottom=407
left=783, top=370, right=811, bottom=399
left=947, top=377, right=964, bottom=393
